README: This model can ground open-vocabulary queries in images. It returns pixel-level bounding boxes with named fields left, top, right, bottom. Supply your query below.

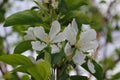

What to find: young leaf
left=64, top=0, right=88, bottom=10
left=21, top=75, right=30, bottom=80
left=111, top=72, right=120, bottom=80
left=61, top=11, right=91, bottom=27
left=27, top=61, right=51, bottom=80
left=12, top=65, right=30, bottom=73
left=14, top=40, right=32, bottom=54
left=82, top=59, right=103, bottom=80
left=4, top=10, right=42, bottom=26
left=0, top=54, right=33, bottom=66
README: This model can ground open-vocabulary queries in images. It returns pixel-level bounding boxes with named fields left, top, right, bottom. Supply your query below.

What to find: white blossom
left=24, top=20, right=65, bottom=54
left=64, top=19, right=98, bottom=66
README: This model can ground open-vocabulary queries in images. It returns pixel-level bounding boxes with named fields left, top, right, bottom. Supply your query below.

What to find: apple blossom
left=64, top=19, right=98, bottom=73
left=24, top=20, right=65, bottom=54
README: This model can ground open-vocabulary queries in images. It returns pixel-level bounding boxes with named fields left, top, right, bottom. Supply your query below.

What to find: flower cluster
left=24, top=19, right=98, bottom=73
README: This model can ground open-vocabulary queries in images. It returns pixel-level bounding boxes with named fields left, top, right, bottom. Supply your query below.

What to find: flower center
left=75, top=41, right=81, bottom=49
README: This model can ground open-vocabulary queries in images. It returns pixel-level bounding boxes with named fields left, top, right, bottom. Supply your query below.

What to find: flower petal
left=24, top=27, right=36, bottom=40
left=64, top=42, right=74, bottom=56
left=49, top=20, right=60, bottom=40
left=73, top=50, right=86, bottom=65
left=52, top=32, right=66, bottom=43
left=81, top=40, right=98, bottom=52
left=28, top=56, right=36, bottom=63
left=71, top=18, right=78, bottom=35
left=87, top=60, right=96, bottom=73
left=80, top=29, right=97, bottom=43
left=33, top=27, right=48, bottom=42
left=31, top=41, right=47, bottom=51
left=63, top=24, right=76, bottom=45
left=81, top=24, right=90, bottom=31
left=50, top=44, right=60, bottom=54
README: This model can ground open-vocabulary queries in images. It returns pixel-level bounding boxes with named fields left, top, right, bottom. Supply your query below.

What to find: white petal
left=87, top=60, right=96, bottom=73
left=33, top=27, right=48, bottom=42
left=24, top=27, right=36, bottom=40
left=71, top=18, right=78, bottom=34
left=36, top=59, right=44, bottom=64
left=81, top=40, right=98, bottom=52
left=52, top=32, right=66, bottom=43
left=31, top=41, right=47, bottom=51
left=50, top=44, right=60, bottom=54
left=80, top=29, right=97, bottom=43
left=28, top=56, right=36, bottom=63
left=49, top=20, right=60, bottom=40
left=63, top=24, right=76, bottom=45
left=81, top=24, right=90, bottom=31
left=73, top=50, right=86, bottom=65
left=64, top=42, right=73, bottom=56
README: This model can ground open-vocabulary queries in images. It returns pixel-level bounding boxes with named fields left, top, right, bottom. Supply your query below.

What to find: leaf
left=21, top=75, right=30, bottom=80
left=52, top=51, right=64, bottom=65
left=27, top=61, right=51, bottom=80
left=0, top=9, right=5, bottom=23
left=14, top=40, right=32, bottom=54
left=111, top=72, right=120, bottom=80
left=12, top=65, right=30, bottom=73
left=82, top=59, right=103, bottom=80
left=4, top=10, right=42, bottom=26
left=64, top=0, right=88, bottom=10
left=44, top=51, right=51, bottom=63
left=70, top=76, right=88, bottom=80
left=0, top=54, right=33, bottom=66
left=61, top=11, right=91, bottom=27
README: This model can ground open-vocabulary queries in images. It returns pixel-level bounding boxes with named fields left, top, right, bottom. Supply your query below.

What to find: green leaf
left=27, top=61, right=51, bottom=80
left=12, top=65, right=30, bottom=73
left=14, top=40, right=32, bottom=54
left=0, top=54, right=33, bottom=66
left=70, top=76, right=88, bottom=80
left=0, top=9, right=5, bottom=23
left=111, top=72, right=120, bottom=80
left=21, top=75, right=30, bottom=80
left=82, top=59, right=103, bottom=80
left=64, top=0, right=88, bottom=10
left=4, top=10, right=42, bottom=26
left=61, top=11, right=91, bottom=27
left=52, top=51, right=65, bottom=65
left=44, top=51, right=51, bottom=63
left=100, top=0, right=106, bottom=3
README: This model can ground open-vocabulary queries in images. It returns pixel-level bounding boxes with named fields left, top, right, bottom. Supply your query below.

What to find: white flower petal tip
left=63, top=23, right=77, bottom=45
left=28, top=56, right=44, bottom=64
left=64, top=42, right=73, bottom=56
left=28, top=56, right=36, bottom=63
left=81, top=24, right=91, bottom=31
left=87, top=60, right=96, bottom=73
left=49, top=20, right=60, bottom=40
left=33, top=27, right=47, bottom=41
left=72, top=18, right=78, bottom=33
left=36, top=59, right=44, bottom=64
left=24, top=27, right=36, bottom=40
left=50, top=44, right=60, bottom=54
left=52, top=32, right=66, bottom=43
left=31, top=41, right=47, bottom=51
left=73, top=51, right=86, bottom=65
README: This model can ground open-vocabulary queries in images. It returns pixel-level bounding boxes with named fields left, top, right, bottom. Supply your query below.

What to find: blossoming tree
left=0, top=0, right=104, bottom=80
